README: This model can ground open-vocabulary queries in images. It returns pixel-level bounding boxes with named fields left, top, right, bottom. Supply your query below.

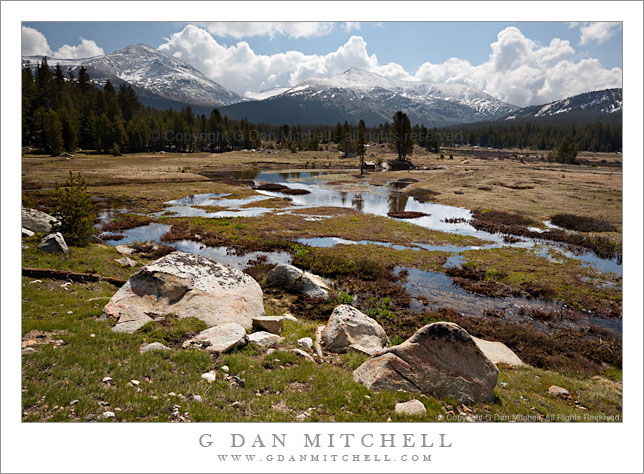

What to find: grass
left=21, top=255, right=621, bottom=422
left=22, top=237, right=141, bottom=281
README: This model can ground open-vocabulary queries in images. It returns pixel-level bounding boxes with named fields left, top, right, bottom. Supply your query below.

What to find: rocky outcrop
left=472, top=337, right=524, bottom=367
left=321, top=305, right=388, bottom=355
left=182, top=322, right=248, bottom=353
left=104, top=252, right=265, bottom=333
left=22, top=207, right=60, bottom=233
left=37, top=233, right=68, bottom=253
left=265, top=264, right=330, bottom=299
left=353, top=322, right=498, bottom=403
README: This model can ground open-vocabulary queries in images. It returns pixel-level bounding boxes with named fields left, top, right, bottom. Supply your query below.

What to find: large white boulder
left=104, top=251, right=265, bottom=333
left=353, top=322, right=499, bottom=403
left=22, top=207, right=60, bottom=233
left=265, top=264, right=330, bottom=299
left=322, top=305, right=388, bottom=355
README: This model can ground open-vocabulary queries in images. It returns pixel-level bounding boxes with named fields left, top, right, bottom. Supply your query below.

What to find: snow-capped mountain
left=220, top=68, right=518, bottom=126
left=243, top=87, right=291, bottom=101
left=503, top=88, right=622, bottom=121
left=22, top=44, right=240, bottom=109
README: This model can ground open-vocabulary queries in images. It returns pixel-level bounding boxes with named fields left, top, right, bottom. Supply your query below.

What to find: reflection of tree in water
left=234, top=170, right=261, bottom=180
left=339, top=191, right=348, bottom=206
left=351, top=193, right=364, bottom=213
left=388, top=191, right=409, bottom=213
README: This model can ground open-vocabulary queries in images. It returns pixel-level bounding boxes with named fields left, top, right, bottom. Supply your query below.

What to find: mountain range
left=22, top=43, right=622, bottom=127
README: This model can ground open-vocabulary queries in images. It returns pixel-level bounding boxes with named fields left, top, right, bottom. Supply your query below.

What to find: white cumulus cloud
left=579, top=22, right=621, bottom=45
left=54, top=38, right=104, bottom=59
left=415, top=27, right=621, bottom=106
left=164, top=25, right=621, bottom=106
left=21, top=26, right=52, bottom=56
left=22, top=26, right=104, bottom=59
left=159, top=25, right=388, bottom=95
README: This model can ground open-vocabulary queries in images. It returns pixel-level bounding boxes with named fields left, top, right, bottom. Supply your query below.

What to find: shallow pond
left=397, top=267, right=622, bottom=336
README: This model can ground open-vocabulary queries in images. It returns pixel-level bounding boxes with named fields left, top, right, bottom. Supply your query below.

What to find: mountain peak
left=117, top=44, right=161, bottom=55
left=343, top=67, right=371, bottom=75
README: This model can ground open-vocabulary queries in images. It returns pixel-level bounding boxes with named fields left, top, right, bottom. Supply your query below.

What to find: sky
left=21, top=21, right=623, bottom=107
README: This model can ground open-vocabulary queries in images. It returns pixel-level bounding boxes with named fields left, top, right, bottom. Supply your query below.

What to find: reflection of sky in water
left=161, top=193, right=273, bottom=218
left=397, top=267, right=621, bottom=336
left=172, top=240, right=291, bottom=270
left=103, top=223, right=171, bottom=245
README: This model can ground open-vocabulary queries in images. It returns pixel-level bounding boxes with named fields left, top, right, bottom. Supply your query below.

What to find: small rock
left=22, top=228, right=34, bottom=238
left=297, top=337, right=313, bottom=350
left=67, top=311, right=73, bottom=315
left=231, top=401, right=241, bottom=408
left=548, top=385, right=570, bottom=396
left=220, top=365, right=229, bottom=373
left=115, top=256, right=138, bottom=267
left=395, top=399, right=427, bottom=417
left=37, top=232, right=68, bottom=253
left=266, top=349, right=275, bottom=356
left=289, top=348, right=315, bottom=362
left=114, top=407, right=122, bottom=412
left=183, top=323, right=249, bottom=353
left=499, top=382, right=508, bottom=387
left=168, top=392, right=177, bottom=397
left=282, top=313, right=298, bottom=322
left=102, top=376, right=112, bottom=383
left=69, top=400, right=79, bottom=406
left=140, top=342, right=171, bottom=353
left=87, top=234, right=104, bottom=244
left=295, top=413, right=308, bottom=421
left=252, top=316, right=284, bottom=335
left=266, top=264, right=330, bottom=299
left=201, top=371, right=217, bottom=383
left=101, top=411, right=116, bottom=419
left=130, top=379, right=140, bottom=386
left=90, top=334, right=96, bottom=338
left=192, top=395, right=203, bottom=402
left=84, top=414, right=97, bottom=421
left=115, top=245, right=135, bottom=255
left=248, top=331, right=283, bottom=349
left=322, top=305, right=389, bottom=355
left=28, top=280, right=42, bottom=284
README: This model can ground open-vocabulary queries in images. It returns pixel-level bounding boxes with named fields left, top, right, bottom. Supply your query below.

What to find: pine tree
left=53, top=172, right=96, bottom=245
left=391, top=111, right=413, bottom=160
left=356, top=119, right=367, bottom=174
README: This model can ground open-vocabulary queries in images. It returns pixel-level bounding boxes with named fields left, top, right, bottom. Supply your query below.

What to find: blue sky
left=21, top=21, right=623, bottom=106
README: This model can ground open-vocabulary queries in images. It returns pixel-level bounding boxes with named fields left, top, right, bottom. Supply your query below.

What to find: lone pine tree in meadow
left=391, top=111, right=413, bottom=160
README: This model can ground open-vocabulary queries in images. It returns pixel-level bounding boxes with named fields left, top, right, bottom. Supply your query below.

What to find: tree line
left=22, top=59, right=261, bottom=155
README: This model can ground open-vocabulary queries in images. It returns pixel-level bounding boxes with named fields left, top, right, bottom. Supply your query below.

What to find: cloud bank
left=159, top=24, right=622, bottom=106
left=21, top=26, right=104, bottom=59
